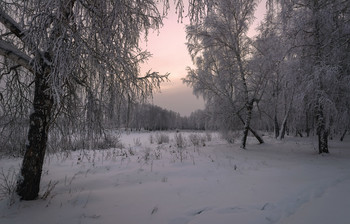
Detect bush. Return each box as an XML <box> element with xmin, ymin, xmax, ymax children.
<box><xmin>0</xmin><ymin>124</ymin><xmax>28</xmax><ymax>157</ymax></box>
<box><xmin>189</xmin><ymin>133</ymin><xmax>200</xmax><ymax>147</ymax></box>
<box><xmin>149</xmin><ymin>134</ymin><xmax>154</xmax><ymax>144</ymax></box>
<box><xmin>133</xmin><ymin>138</ymin><xmax>142</xmax><ymax>147</ymax></box>
<box><xmin>205</xmin><ymin>132</ymin><xmax>212</xmax><ymax>141</ymax></box>
<box><xmin>0</xmin><ymin>167</ymin><xmax>18</xmax><ymax>205</ymax></box>
<box><xmin>138</xmin><ymin>147</ymin><xmax>162</xmax><ymax>165</ymax></box>
<box><xmin>48</xmin><ymin>130</ymin><xmax>120</xmax><ymax>153</ymax></box>
<box><xmin>155</xmin><ymin>133</ymin><xmax>170</xmax><ymax>144</ymax></box>
<box><xmin>200</xmin><ymin>134</ymin><xmax>207</xmax><ymax>146</ymax></box>
<box><xmin>175</xmin><ymin>133</ymin><xmax>186</xmax><ymax>148</ymax></box>
<box><xmin>189</xmin><ymin>133</ymin><xmax>207</xmax><ymax>147</ymax></box>
<box><xmin>221</xmin><ymin>130</ymin><xmax>238</xmax><ymax>144</ymax></box>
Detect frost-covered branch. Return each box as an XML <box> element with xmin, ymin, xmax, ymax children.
<box><xmin>0</xmin><ymin>8</ymin><xmax>26</xmax><ymax>41</ymax></box>
<box><xmin>0</xmin><ymin>40</ymin><xmax>32</xmax><ymax>72</ymax></box>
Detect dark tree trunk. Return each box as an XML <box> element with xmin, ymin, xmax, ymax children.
<box><xmin>340</xmin><ymin>129</ymin><xmax>347</xmax><ymax>141</ymax></box>
<box><xmin>16</xmin><ymin>69</ymin><xmax>53</xmax><ymax>200</ymax></box>
<box><xmin>278</xmin><ymin>96</ymin><xmax>294</xmax><ymax>140</ymax></box>
<box><xmin>296</xmin><ymin>130</ymin><xmax>303</xmax><ymax>137</ymax></box>
<box><xmin>278</xmin><ymin>118</ymin><xmax>287</xmax><ymax>139</ymax></box>
<box><xmin>274</xmin><ymin>114</ymin><xmax>279</xmax><ymax>139</ymax></box>
<box><xmin>237</xmin><ymin>113</ymin><xmax>264</xmax><ymax>145</ymax></box>
<box><xmin>306</xmin><ymin>110</ymin><xmax>310</xmax><ymax>137</ymax></box>
<box><xmin>248</xmin><ymin>127</ymin><xmax>264</xmax><ymax>144</ymax></box>
<box><xmin>318</xmin><ymin>129</ymin><xmax>329</xmax><ymax>154</ymax></box>
<box><xmin>316</xmin><ymin>105</ymin><xmax>329</xmax><ymax>154</ymax></box>
<box><xmin>126</xmin><ymin>95</ymin><xmax>132</xmax><ymax>130</ymax></box>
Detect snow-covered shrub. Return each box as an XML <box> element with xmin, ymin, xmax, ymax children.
<box><xmin>138</xmin><ymin>146</ymin><xmax>162</xmax><ymax>165</ymax></box>
<box><xmin>189</xmin><ymin>133</ymin><xmax>207</xmax><ymax>147</ymax></box>
<box><xmin>41</xmin><ymin>180</ymin><xmax>59</xmax><ymax>200</ymax></box>
<box><xmin>149</xmin><ymin>134</ymin><xmax>154</xmax><ymax>144</ymax></box>
<box><xmin>0</xmin><ymin>167</ymin><xmax>18</xmax><ymax>206</ymax></box>
<box><xmin>155</xmin><ymin>133</ymin><xmax>170</xmax><ymax>144</ymax></box>
<box><xmin>128</xmin><ymin>147</ymin><xmax>135</xmax><ymax>156</ymax></box>
<box><xmin>173</xmin><ymin>133</ymin><xmax>187</xmax><ymax>162</ymax></box>
<box><xmin>0</xmin><ymin>124</ymin><xmax>27</xmax><ymax>157</ymax></box>
<box><xmin>62</xmin><ymin>133</ymin><xmax>120</xmax><ymax>151</ymax></box>
<box><xmin>221</xmin><ymin>130</ymin><xmax>238</xmax><ymax>144</ymax></box>
<box><xmin>200</xmin><ymin>134</ymin><xmax>207</xmax><ymax>146</ymax></box>
<box><xmin>115</xmin><ymin>142</ymin><xmax>125</xmax><ymax>150</ymax></box>
<box><xmin>189</xmin><ymin>133</ymin><xmax>200</xmax><ymax>147</ymax></box>
<box><xmin>205</xmin><ymin>132</ymin><xmax>212</xmax><ymax>141</ymax></box>
<box><xmin>142</xmin><ymin>147</ymin><xmax>152</xmax><ymax>162</ymax></box>
<box><xmin>94</xmin><ymin>134</ymin><xmax>119</xmax><ymax>150</ymax></box>
<box><xmin>175</xmin><ymin>133</ymin><xmax>186</xmax><ymax>148</ymax></box>
<box><xmin>133</xmin><ymin>138</ymin><xmax>142</xmax><ymax>147</ymax></box>
<box><xmin>154</xmin><ymin>146</ymin><xmax>162</xmax><ymax>160</ymax></box>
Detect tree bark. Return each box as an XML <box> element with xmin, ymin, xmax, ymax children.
<box><xmin>312</xmin><ymin>1</ymin><xmax>329</xmax><ymax>154</ymax></box>
<box><xmin>274</xmin><ymin>114</ymin><xmax>279</xmax><ymax>139</ymax></box>
<box><xmin>248</xmin><ymin>126</ymin><xmax>264</xmax><ymax>144</ymax></box>
<box><xmin>0</xmin><ymin>40</ymin><xmax>33</xmax><ymax>72</ymax></box>
<box><xmin>237</xmin><ymin>113</ymin><xmax>264</xmax><ymax>145</ymax></box>
<box><xmin>241</xmin><ymin>102</ymin><xmax>253</xmax><ymax>149</ymax></box>
<box><xmin>296</xmin><ymin>130</ymin><xmax>303</xmax><ymax>137</ymax></box>
<box><xmin>340</xmin><ymin>129</ymin><xmax>347</xmax><ymax>141</ymax></box>
<box><xmin>16</xmin><ymin>68</ymin><xmax>53</xmax><ymax>200</ymax></box>
<box><xmin>278</xmin><ymin>115</ymin><xmax>288</xmax><ymax>139</ymax></box>
<box><xmin>305</xmin><ymin>110</ymin><xmax>310</xmax><ymax>137</ymax></box>
<box><xmin>316</xmin><ymin>105</ymin><xmax>329</xmax><ymax>154</ymax></box>
<box><xmin>318</xmin><ymin>128</ymin><xmax>329</xmax><ymax>154</ymax></box>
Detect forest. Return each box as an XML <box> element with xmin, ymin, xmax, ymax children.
<box><xmin>0</xmin><ymin>1</ymin><xmax>349</xmax><ymax>221</ymax></box>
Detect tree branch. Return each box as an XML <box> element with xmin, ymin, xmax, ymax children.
<box><xmin>0</xmin><ymin>8</ymin><xmax>26</xmax><ymax>42</ymax></box>
<box><xmin>0</xmin><ymin>39</ymin><xmax>33</xmax><ymax>73</ymax></box>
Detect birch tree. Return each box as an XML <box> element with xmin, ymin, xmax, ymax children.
<box><xmin>253</xmin><ymin>14</ymin><xmax>303</xmax><ymax>140</ymax></box>
<box><xmin>184</xmin><ymin>0</ymin><xmax>265</xmax><ymax>148</ymax></box>
<box><xmin>0</xmin><ymin>0</ymin><xmax>156</xmax><ymax>200</ymax></box>
<box><xmin>263</xmin><ymin>0</ymin><xmax>350</xmax><ymax>152</ymax></box>
<box><xmin>0</xmin><ymin>0</ymin><xmax>219</xmax><ymax>200</ymax></box>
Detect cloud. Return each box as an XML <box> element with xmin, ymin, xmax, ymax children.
<box><xmin>141</xmin><ymin>0</ymin><xmax>266</xmax><ymax>116</ymax></box>
<box><xmin>140</xmin><ymin>9</ymin><xmax>204</xmax><ymax>116</ymax></box>
<box><xmin>152</xmin><ymin>81</ymin><xmax>204</xmax><ymax>116</ymax></box>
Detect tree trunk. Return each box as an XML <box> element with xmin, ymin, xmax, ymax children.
<box><xmin>340</xmin><ymin>129</ymin><xmax>347</xmax><ymax>141</ymax></box>
<box><xmin>296</xmin><ymin>130</ymin><xmax>303</xmax><ymax>137</ymax></box>
<box><xmin>278</xmin><ymin>115</ymin><xmax>288</xmax><ymax>139</ymax></box>
<box><xmin>306</xmin><ymin>110</ymin><xmax>310</xmax><ymax>137</ymax></box>
<box><xmin>241</xmin><ymin>102</ymin><xmax>253</xmax><ymax>149</ymax></box>
<box><xmin>126</xmin><ymin>95</ymin><xmax>131</xmax><ymax>130</ymax></box>
<box><xmin>316</xmin><ymin>105</ymin><xmax>329</xmax><ymax>154</ymax></box>
<box><xmin>16</xmin><ymin>70</ymin><xmax>53</xmax><ymax>200</ymax></box>
<box><xmin>248</xmin><ymin>127</ymin><xmax>264</xmax><ymax>144</ymax></box>
<box><xmin>274</xmin><ymin>114</ymin><xmax>279</xmax><ymax>139</ymax></box>
<box><xmin>237</xmin><ymin>113</ymin><xmax>264</xmax><ymax>145</ymax></box>
<box><xmin>318</xmin><ymin>128</ymin><xmax>329</xmax><ymax>154</ymax></box>
<box><xmin>278</xmin><ymin>87</ymin><xmax>294</xmax><ymax>140</ymax></box>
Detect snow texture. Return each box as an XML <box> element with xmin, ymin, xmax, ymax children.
<box><xmin>1</xmin><ymin>131</ymin><xmax>350</xmax><ymax>224</ymax></box>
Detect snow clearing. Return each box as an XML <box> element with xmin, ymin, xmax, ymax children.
<box><xmin>1</xmin><ymin>131</ymin><xmax>349</xmax><ymax>224</ymax></box>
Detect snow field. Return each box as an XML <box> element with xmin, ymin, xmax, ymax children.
<box><xmin>1</xmin><ymin>131</ymin><xmax>350</xmax><ymax>224</ymax></box>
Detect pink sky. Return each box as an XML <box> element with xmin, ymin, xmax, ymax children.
<box><xmin>141</xmin><ymin>1</ymin><xmax>266</xmax><ymax>116</ymax></box>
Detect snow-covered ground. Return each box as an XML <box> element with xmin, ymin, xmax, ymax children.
<box><xmin>1</xmin><ymin>131</ymin><xmax>350</xmax><ymax>224</ymax></box>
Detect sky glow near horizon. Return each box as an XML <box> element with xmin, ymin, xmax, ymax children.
<box><xmin>141</xmin><ymin>1</ymin><xmax>267</xmax><ymax>116</ymax></box>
